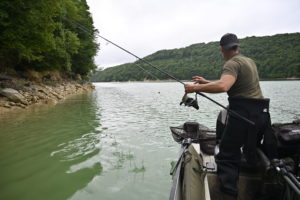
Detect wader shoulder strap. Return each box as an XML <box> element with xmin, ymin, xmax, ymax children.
<box><xmin>263</xmin><ymin>115</ymin><xmax>278</xmax><ymax>159</ymax></box>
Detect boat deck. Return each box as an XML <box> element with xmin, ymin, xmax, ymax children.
<box><xmin>192</xmin><ymin>143</ymin><xmax>265</xmax><ymax>200</ymax></box>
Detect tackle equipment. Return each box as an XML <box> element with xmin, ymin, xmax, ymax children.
<box><xmin>180</xmin><ymin>94</ymin><xmax>199</xmax><ymax>110</ymax></box>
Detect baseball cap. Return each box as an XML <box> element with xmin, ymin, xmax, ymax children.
<box><xmin>220</xmin><ymin>33</ymin><xmax>239</xmax><ymax>50</ymax></box>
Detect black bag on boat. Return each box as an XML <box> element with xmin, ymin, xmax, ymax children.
<box><xmin>272</xmin><ymin>120</ymin><xmax>300</xmax><ymax>158</ymax></box>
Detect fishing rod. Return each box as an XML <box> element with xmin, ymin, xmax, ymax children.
<box><xmin>62</xmin><ymin>17</ymin><xmax>255</xmax><ymax>126</ymax></box>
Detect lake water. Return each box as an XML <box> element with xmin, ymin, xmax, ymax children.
<box><xmin>0</xmin><ymin>81</ymin><xmax>299</xmax><ymax>200</ymax></box>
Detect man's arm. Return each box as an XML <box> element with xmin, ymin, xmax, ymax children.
<box><xmin>192</xmin><ymin>76</ymin><xmax>210</xmax><ymax>84</ymax></box>
<box><xmin>185</xmin><ymin>74</ymin><xmax>236</xmax><ymax>93</ymax></box>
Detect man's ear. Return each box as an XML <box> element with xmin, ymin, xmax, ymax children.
<box><xmin>220</xmin><ymin>46</ymin><xmax>225</xmax><ymax>52</ymax></box>
<box><xmin>220</xmin><ymin>46</ymin><xmax>226</xmax><ymax>55</ymax></box>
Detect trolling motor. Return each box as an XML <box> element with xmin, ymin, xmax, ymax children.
<box><xmin>180</xmin><ymin>93</ymin><xmax>199</xmax><ymax>110</ymax></box>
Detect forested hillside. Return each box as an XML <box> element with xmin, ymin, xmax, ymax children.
<box><xmin>0</xmin><ymin>0</ymin><xmax>98</xmax><ymax>77</ymax></box>
<box><xmin>92</xmin><ymin>33</ymin><xmax>300</xmax><ymax>82</ymax></box>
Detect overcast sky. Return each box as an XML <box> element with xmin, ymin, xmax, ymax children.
<box><xmin>86</xmin><ymin>0</ymin><xmax>300</xmax><ymax>69</ymax></box>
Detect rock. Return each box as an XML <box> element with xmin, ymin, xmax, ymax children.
<box><xmin>30</xmin><ymin>95</ymin><xmax>39</xmax><ymax>103</ymax></box>
<box><xmin>0</xmin><ymin>74</ymin><xmax>13</xmax><ymax>81</ymax></box>
<box><xmin>9</xmin><ymin>102</ymin><xmax>16</xmax><ymax>106</ymax></box>
<box><xmin>45</xmin><ymin>98</ymin><xmax>57</xmax><ymax>104</ymax></box>
<box><xmin>15</xmin><ymin>102</ymin><xmax>26</xmax><ymax>108</ymax></box>
<box><xmin>82</xmin><ymin>87</ymin><xmax>88</xmax><ymax>92</ymax></box>
<box><xmin>24</xmin><ymin>82</ymin><xmax>32</xmax><ymax>87</ymax></box>
<box><xmin>32</xmin><ymin>85</ymin><xmax>48</xmax><ymax>94</ymax></box>
<box><xmin>0</xmin><ymin>88</ymin><xmax>29</xmax><ymax>105</ymax></box>
<box><xmin>0</xmin><ymin>78</ymin><xmax>95</xmax><ymax>114</ymax></box>
<box><xmin>34</xmin><ymin>92</ymin><xmax>46</xmax><ymax>100</ymax></box>
<box><xmin>3</xmin><ymin>103</ymin><xmax>11</xmax><ymax>108</ymax></box>
<box><xmin>50</xmin><ymin>91</ymin><xmax>63</xmax><ymax>100</ymax></box>
<box><xmin>0</xmin><ymin>98</ymin><xmax>7</xmax><ymax>106</ymax></box>
<box><xmin>75</xmin><ymin>84</ymin><xmax>82</xmax><ymax>89</ymax></box>
<box><xmin>22</xmin><ymin>85</ymin><xmax>33</xmax><ymax>92</ymax></box>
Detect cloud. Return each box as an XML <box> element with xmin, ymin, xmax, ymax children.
<box><xmin>87</xmin><ymin>0</ymin><xmax>300</xmax><ymax>68</ymax></box>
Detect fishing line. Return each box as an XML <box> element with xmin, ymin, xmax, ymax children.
<box><xmin>134</xmin><ymin>60</ymin><xmax>160</xmax><ymax>81</ymax></box>
<box><xmin>62</xmin><ymin>17</ymin><xmax>254</xmax><ymax>125</ymax></box>
<box><xmin>96</xmin><ymin>35</ymin><xmax>184</xmax><ymax>84</ymax></box>
<box><xmin>62</xmin><ymin>17</ymin><xmax>183</xmax><ymax>84</ymax></box>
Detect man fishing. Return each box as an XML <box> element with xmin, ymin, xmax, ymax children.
<box><xmin>184</xmin><ymin>33</ymin><xmax>272</xmax><ymax>199</ymax></box>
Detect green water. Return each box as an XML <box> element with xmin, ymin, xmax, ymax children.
<box><xmin>0</xmin><ymin>81</ymin><xmax>299</xmax><ymax>200</ymax></box>
<box><xmin>0</xmin><ymin>95</ymin><xmax>101</xmax><ymax>200</ymax></box>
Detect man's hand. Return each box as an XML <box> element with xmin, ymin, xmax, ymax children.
<box><xmin>192</xmin><ymin>76</ymin><xmax>210</xmax><ymax>84</ymax></box>
<box><xmin>184</xmin><ymin>74</ymin><xmax>236</xmax><ymax>94</ymax></box>
<box><xmin>184</xmin><ymin>84</ymin><xmax>197</xmax><ymax>93</ymax></box>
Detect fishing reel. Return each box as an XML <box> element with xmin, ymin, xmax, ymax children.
<box><xmin>180</xmin><ymin>93</ymin><xmax>199</xmax><ymax>110</ymax></box>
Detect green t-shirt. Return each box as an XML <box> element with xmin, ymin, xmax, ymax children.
<box><xmin>222</xmin><ymin>54</ymin><xmax>263</xmax><ymax>98</ymax></box>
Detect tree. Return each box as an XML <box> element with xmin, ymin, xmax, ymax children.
<box><xmin>0</xmin><ymin>0</ymin><xmax>99</xmax><ymax>78</ymax></box>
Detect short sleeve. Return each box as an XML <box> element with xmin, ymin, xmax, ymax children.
<box><xmin>222</xmin><ymin>60</ymin><xmax>240</xmax><ymax>78</ymax></box>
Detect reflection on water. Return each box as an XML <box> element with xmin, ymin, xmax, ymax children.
<box><xmin>0</xmin><ymin>81</ymin><xmax>299</xmax><ymax>200</ymax></box>
<box><xmin>0</xmin><ymin>94</ymin><xmax>102</xmax><ymax>200</ymax></box>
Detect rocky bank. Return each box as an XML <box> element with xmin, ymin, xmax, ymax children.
<box><xmin>0</xmin><ymin>72</ymin><xmax>95</xmax><ymax>114</ymax></box>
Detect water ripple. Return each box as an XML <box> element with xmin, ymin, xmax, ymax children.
<box><xmin>51</xmin><ymin>132</ymin><xmax>100</xmax><ymax>162</ymax></box>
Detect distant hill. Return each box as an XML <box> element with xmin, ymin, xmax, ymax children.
<box><xmin>91</xmin><ymin>33</ymin><xmax>300</xmax><ymax>82</ymax></box>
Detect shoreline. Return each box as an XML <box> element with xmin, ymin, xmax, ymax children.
<box><xmin>92</xmin><ymin>77</ymin><xmax>300</xmax><ymax>83</ymax></box>
<box><xmin>0</xmin><ymin>74</ymin><xmax>95</xmax><ymax>115</ymax></box>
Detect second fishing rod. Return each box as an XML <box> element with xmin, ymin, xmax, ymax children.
<box><xmin>63</xmin><ymin>17</ymin><xmax>254</xmax><ymax>126</ymax></box>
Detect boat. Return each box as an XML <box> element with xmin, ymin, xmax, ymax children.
<box><xmin>169</xmin><ymin>121</ymin><xmax>300</xmax><ymax>200</ymax></box>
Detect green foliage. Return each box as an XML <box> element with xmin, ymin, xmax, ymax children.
<box><xmin>0</xmin><ymin>0</ymin><xmax>98</xmax><ymax>77</ymax></box>
<box><xmin>92</xmin><ymin>33</ymin><xmax>300</xmax><ymax>82</ymax></box>
<box><xmin>0</xmin><ymin>0</ymin><xmax>59</xmax><ymax>64</ymax></box>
